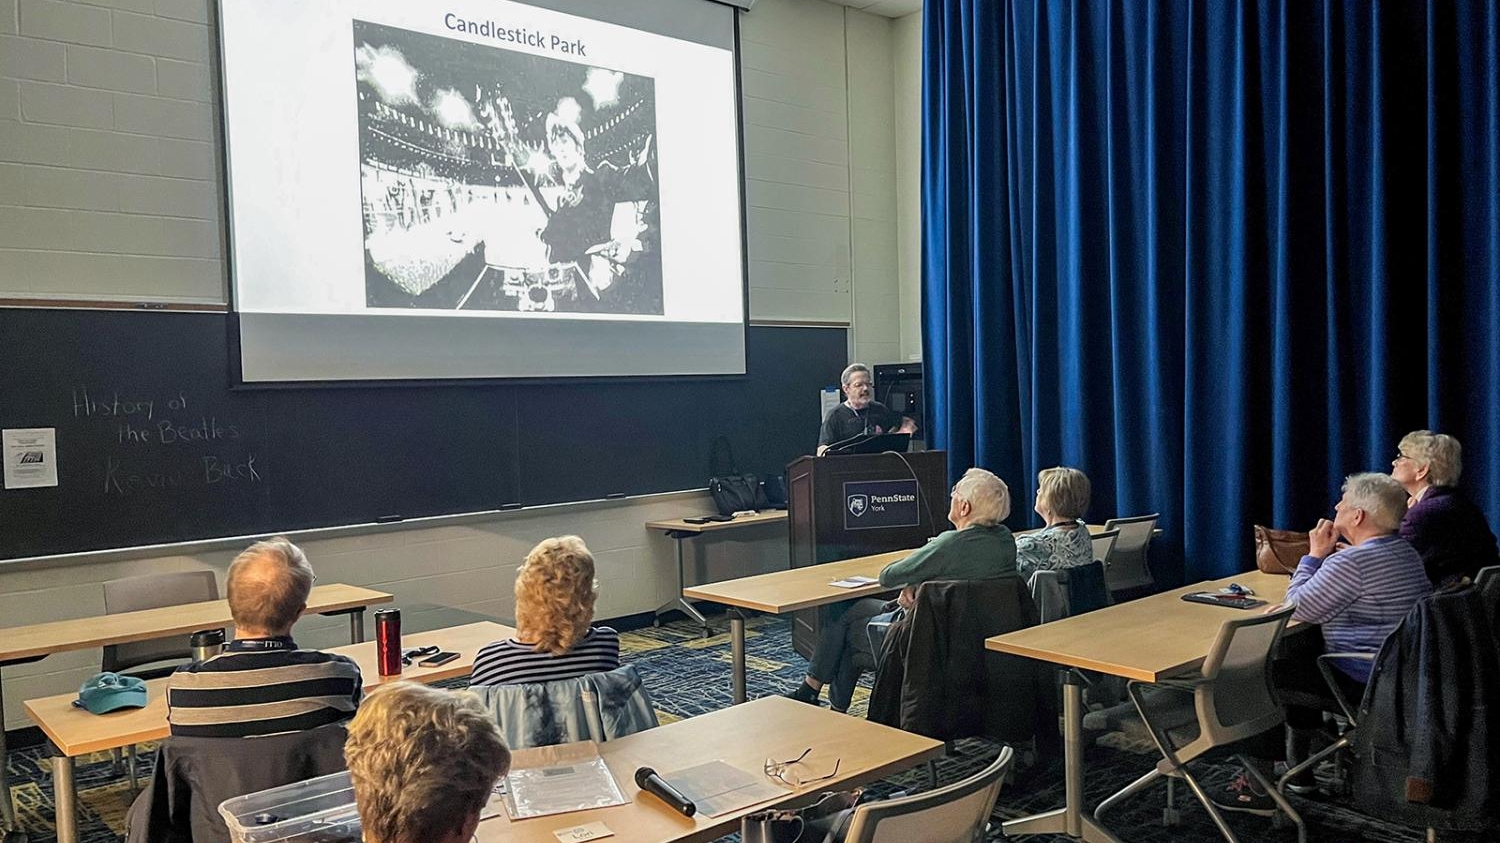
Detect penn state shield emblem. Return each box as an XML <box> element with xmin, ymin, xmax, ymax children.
<box><xmin>847</xmin><ymin>494</ymin><xmax>868</xmax><ymax>517</ymax></box>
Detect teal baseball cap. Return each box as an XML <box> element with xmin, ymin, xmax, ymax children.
<box><xmin>73</xmin><ymin>672</ymin><xmax>148</xmax><ymax>714</ymax></box>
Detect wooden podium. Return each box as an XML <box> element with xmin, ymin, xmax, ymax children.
<box><xmin>785</xmin><ymin>449</ymin><xmax>949</xmax><ymax>657</ymax></box>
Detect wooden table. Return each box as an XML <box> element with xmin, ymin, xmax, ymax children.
<box><xmin>25</xmin><ymin>620</ymin><xmax>511</xmax><ymax>843</ymax></box>
<box><xmin>986</xmin><ymin>570</ymin><xmax>1289</xmax><ymax>842</ymax></box>
<box><xmin>682</xmin><ymin>549</ymin><xmax>911</xmax><ymax>703</ymax></box>
<box><xmin>676</xmin><ymin>523</ymin><xmax>1147</xmax><ymax>705</ymax></box>
<box><xmin>476</xmin><ymin>696</ymin><xmax>943</xmax><ymax>843</ymax></box>
<box><xmin>0</xmin><ymin>582</ymin><xmax>390</xmax><ymax>835</ymax></box>
<box><xmin>645</xmin><ymin>509</ymin><xmax>788</xmax><ymax>636</ymax></box>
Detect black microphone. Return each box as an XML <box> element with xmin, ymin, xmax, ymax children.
<box><xmin>635</xmin><ymin>767</ymin><xmax>696</xmax><ymax>817</ymax></box>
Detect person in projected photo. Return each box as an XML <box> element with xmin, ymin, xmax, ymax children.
<box><xmin>817</xmin><ymin>363</ymin><xmax>917</xmax><ymax>455</ymax></box>
<box><xmin>483</xmin><ymin>94</ymin><xmax>656</xmax><ymax>310</ymax></box>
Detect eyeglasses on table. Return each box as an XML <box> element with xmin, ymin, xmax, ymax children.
<box><xmin>764</xmin><ymin>747</ymin><xmax>841</xmax><ymax>787</ymax></box>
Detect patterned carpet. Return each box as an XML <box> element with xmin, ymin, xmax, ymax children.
<box><xmin>3</xmin><ymin>614</ymin><xmax>1434</xmax><ymax>843</ymax></box>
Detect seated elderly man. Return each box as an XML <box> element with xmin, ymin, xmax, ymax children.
<box><xmin>1391</xmin><ymin>429</ymin><xmax>1500</xmax><ymax>586</ymax></box>
<box><xmin>165</xmin><ymin>537</ymin><xmax>362</xmax><ymax>737</ymax></box>
<box><xmin>786</xmin><ymin>467</ymin><xmax>1018</xmax><ymax>712</ymax></box>
<box><xmin>346</xmin><ymin>683</ymin><xmax>511</xmax><ymax>843</ymax></box>
<box><xmin>1217</xmin><ymin>472</ymin><xmax>1431</xmax><ymax>814</ymax></box>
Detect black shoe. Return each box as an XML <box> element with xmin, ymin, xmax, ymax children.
<box><xmin>1211</xmin><ymin>772</ymin><xmax>1277</xmax><ymax>816</ymax></box>
<box><xmin>786</xmin><ymin>682</ymin><xmax>820</xmax><ymax>705</ymax></box>
<box><xmin>1284</xmin><ymin>773</ymin><xmax>1318</xmax><ymax>796</ymax></box>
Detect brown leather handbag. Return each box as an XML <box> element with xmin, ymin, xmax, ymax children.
<box><xmin>1254</xmin><ymin>525</ymin><xmax>1309</xmax><ymax>575</ymax></box>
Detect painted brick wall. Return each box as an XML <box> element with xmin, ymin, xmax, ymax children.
<box><xmin>0</xmin><ymin>0</ymin><xmax>223</xmax><ymax>302</ymax></box>
<box><xmin>0</xmin><ymin>0</ymin><xmax>909</xmax><ymax>729</ymax></box>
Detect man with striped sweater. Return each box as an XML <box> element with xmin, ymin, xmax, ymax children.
<box><xmin>1217</xmin><ymin>472</ymin><xmax>1431</xmax><ymax>814</ymax></box>
<box><xmin>165</xmin><ymin>538</ymin><xmax>363</xmax><ymax>738</ymax></box>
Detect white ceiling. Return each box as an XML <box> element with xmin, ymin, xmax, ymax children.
<box><xmin>819</xmin><ymin>0</ymin><xmax>922</xmax><ymax>19</ymax></box>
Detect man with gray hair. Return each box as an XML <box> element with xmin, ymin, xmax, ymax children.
<box><xmin>787</xmin><ymin>467</ymin><xmax>1018</xmax><ymax>711</ymax></box>
<box><xmin>817</xmin><ymin>362</ymin><xmax>917</xmax><ymax>455</ymax></box>
<box><xmin>165</xmin><ymin>537</ymin><xmax>363</xmax><ymax>738</ymax></box>
<box><xmin>1217</xmin><ymin>473</ymin><xmax>1430</xmax><ymax>813</ymax></box>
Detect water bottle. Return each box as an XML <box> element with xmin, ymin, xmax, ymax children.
<box><xmin>375</xmin><ymin>608</ymin><xmax>402</xmax><ymax>676</ymax></box>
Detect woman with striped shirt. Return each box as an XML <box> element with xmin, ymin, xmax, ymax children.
<box><xmin>470</xmin><ymin>535</ymin><xmax>621</xmax><ymax>686</ymax></box>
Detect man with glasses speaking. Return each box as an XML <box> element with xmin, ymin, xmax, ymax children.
<box><xmin>816</xmin><ymin>363</ymin><xmax>917</xmax><ymax>456</ymax></box>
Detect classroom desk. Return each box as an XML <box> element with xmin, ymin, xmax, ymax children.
<box><xmin>645</xmin><ymin>509</ymin><xmax>788</xmax><ymax>636</ymax></box>
<box><xmin>682</xmin><ymin>549</ymin><xmax>911</xmax><ymax>704</ymax></box>
<box><xmin>986</xmin><ymin>570</ymin><xmax>1289</xmax><ymax>842</ymax></box>
<box><xmin>24</xmin><ymin>620</ymin><xmax>512</xmax><ymax>843</ymax></box>
<box><xmin>677</xmin><ymin>523</ymin><xmax>1129</xmax><ymax>704</ymax></box>
<box><xmin>0</xmin><ymin>582</ymin><xmax>391</xmax><ymax>835</ymax></box>
<box><xmin>476</xmin><ymin>695</ymin><xmax>944</xmax><ymax>843</ymax></box>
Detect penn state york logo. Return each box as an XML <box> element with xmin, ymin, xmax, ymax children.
<box><xmin>847</xmin><ymin>494</ymin><xmax>868</xmax><ymax>517</ymax></box>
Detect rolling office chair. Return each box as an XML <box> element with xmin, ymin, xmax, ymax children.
<box><xmin>1273</xmin><ymin>651</ymin><xmax>1374</xmax><ymax>842</ymax></box>
<box><xmin>1102</xmin><ymin>514</ymin><xmax>1159</xmax><ymax>595</ymax></box>
<box><xmin>839</xmin><ymin>746</ymin><xmax>1014</xmax><ymax>843</ymax></box>
<box><xmin>1090</xmin><ymin>527</ymin><xmax>1121</xmax><ymax>570</ymax></box>
<box><xmin>1094</xmin><ymin>605</ymin><xmax>1304</xmax><ymax>843</ymax></box>
<box><xmin>102</xmin><ymin>570</ymin><xmax>220</xmax><ymax>793</ymax></box>
<box><xmin>470</xmin><ymin>664</ymin><xmax>659</xmax><ymax>750</ymax></box>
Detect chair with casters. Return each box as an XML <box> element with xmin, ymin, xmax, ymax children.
<box><xmin>125</xmin><ymin>721</ymin><xmax>348</xmax><ymax>843</ymax></box>
<box><xmin>471</xmin><ymin>664</ymin><xmax>659</xmax><ymax>750</ymax></box>
<box><xmin>1090</xmin><ymin>527</ymin><xmax>1121</xmax><ymax>568</ymax></box>
<box><xmin>1272</xmin><ymin>651</ymin><xmax>1373</xmax><ymax>837</ymax></box>
<box><xmin>1027</xmin><ymin>560</ymin><xmax>1109</xmax><ymax>624</ymax></box>
<box><xmin>1102</xmin><ymin>514</ymin><xmax>1159</xmax><ymax>594</ymax></box>
<box><xmin>103</xmin><ymin>570</ymin><xmax>220</xmax><ymax>793</ymax></box>
<box><xmin>1094</xmin><ymin>605</ymin><xmax>1304</xmax><ymax>843</ymax></box>
<box><xmin>840</xmin><ymin>745</ymin><xmax>1013</xmax><ymax>843</ymax></box>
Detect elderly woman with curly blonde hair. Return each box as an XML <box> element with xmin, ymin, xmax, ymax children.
<box><xmin>469</xmin><ymin>535</ymin><xmax>621</xmax><ymax>686</ymax></box>
<box><xmin>346</xmin><ymin>682</ymin><xmax>511</xmax><ymax>843</ymax></box>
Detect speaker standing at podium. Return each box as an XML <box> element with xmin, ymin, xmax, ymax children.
<box><xmin>816</xmin><ymin>363</ymin><xmax>918</xmax><ymax>455</ymax></box>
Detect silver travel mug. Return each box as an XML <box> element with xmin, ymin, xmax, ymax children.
<box><xmin>190</xmin><ymin>628</ymin><xmax>226</xmax><ymax>662</ymax></box>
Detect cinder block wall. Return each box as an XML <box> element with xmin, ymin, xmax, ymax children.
<box><xmin>0</xmin><ymin>0</ymin><xmax>904</xmax><ymax>731</ymax></box>
<box><xmin>0</xmin><ymin>0</ymin><xmax>224</xmax><ymax>302</ymax></box>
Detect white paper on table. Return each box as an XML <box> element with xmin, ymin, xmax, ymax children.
<box><xmin>662</xmin><ymin>760</ymin><xmax>788</xmax><ymax>818</ymax></box>
<box><xmin>829</xmin><ymin>575</ymin><xmax>879</xmax><ymax>588</ymax></box>
<box><xmin>502</xmin><ymin>742</ymin><xmax>627</xmax><ymax>820</ymax></box>
<box><xmin>3</xmin><ymin>428</ymin><xmax>58</xmax><ymax>489</ymax></box>
<box><xmin>552</xmin><ymin>821</ymin><xmax>613</xmax><ymax>842</ymax></box>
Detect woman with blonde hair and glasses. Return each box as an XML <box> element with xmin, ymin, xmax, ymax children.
<box><xmin>469</xmin><ymin>535</ymin><xmax>621</xmax><ymax>686</ymax></box>
<box><xmin>1391</xmin><ymin>430</ymin><xmax>1499</xmax><ymax>586</ymax></box>
<box><xmin>346</xmin><ymin>682</ymin><xmax>511</xmax><ymax>843</ymax></box>
<box><xmin>1014</xmin><ymin>466</ymin><xmax>1093</xmax><ymax>579</ymax></box>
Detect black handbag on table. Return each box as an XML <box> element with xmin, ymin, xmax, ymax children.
<box><xmin>708</xmin><ymin>436</ymin><xmax>763</xmax><ymax>516</ymax></box>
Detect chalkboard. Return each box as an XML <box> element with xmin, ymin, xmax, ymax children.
<box><xmin>0</xmin><ymin>309</ymin><xmax>844</xmax><ymax>560</ymax></box>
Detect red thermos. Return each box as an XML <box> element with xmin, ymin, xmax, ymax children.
<box><xmin>374</xmin><ymin>608</ymin><xmax>402</xmax><ymax>676</ymax></box>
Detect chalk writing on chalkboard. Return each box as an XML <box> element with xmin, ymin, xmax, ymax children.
<box><xmin>72</xmin><ymin>386</ymin><xmax>262</xmax><ymax>496</ymax></box>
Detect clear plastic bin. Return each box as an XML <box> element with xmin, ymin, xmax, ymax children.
<box><xmin>218</xmin><ymin>770</ymin><xmax>362</xmax><ymax>843</ymax></box>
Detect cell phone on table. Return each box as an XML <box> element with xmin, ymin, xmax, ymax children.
<box><xmin>417</xmin><ymin>651</ymin><xmax>460</xmax><ymax>667</ymax></box>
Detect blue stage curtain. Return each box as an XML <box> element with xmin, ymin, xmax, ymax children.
<box><xmin>922</xmin><ymin>0</ymin><xmax>1500</xmax><ymax>584</ymax></box>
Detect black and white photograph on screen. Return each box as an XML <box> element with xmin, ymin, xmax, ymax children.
<box><xmin>353</xmin><ymin>19</ymin><xmax>663</xmax><ymax>315</ymax></box>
